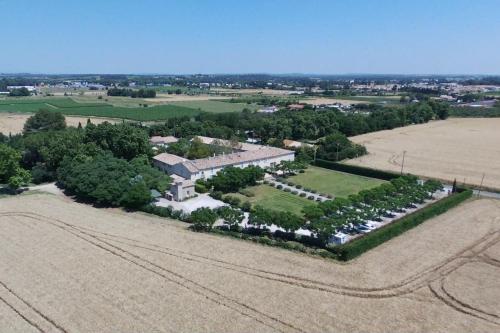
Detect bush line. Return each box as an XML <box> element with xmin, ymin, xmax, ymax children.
<box><xmin>312</xmin><ymin>159</ymin><xmax>401</xmax><ymax>180</ymax></box>
<box><xmin>208</xmin><ymin>229</ymin><xmax>338</xmax><ymax>259</ymax></box>
<box><xmin>329</xmin><ymin>189</ymin><xmax>473</xmax><ymax>261</ymax></box>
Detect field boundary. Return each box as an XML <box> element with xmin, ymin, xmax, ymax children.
<box><xmin>313</xmin><ymin>159</ymin><xmax>401</xmax><ymax>180</ymax></box>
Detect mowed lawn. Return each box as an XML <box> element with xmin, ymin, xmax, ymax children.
<box><xmin>290</xmin><ymin>166</ymin><xmax>385</xmax><ymax>198</ymax></box>
<box><xmin>226</xmin><ymin>185</ymin><xmax>314</xmax><ymax>216</ymax></box>
<box><xmin>167</xmin><ymin>100</ymin><xmax>259</xmax><ymax>113</ymax></box>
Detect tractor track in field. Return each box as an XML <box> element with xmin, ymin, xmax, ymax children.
<box><xmin>0</xmin><ymin>280</ymin><xmax>68</xmax><ymax>333</ymax></box>
<box><xmin>0</xmin><ymin>212</ymin><xmax>304</xmax><ymax>333</ymax></box>
<box><xmin>1</xmin><ymin>211</ymin><xmax>500</xmax><ymax>328</ymax></box>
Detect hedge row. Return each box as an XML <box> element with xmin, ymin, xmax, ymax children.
<box><xmin>330</xmin><ymin>189</ymin><xmax>473</xmax><ymax>261</ymax></box>
<box><xmin>313</xmin><ymin>159</ymin><xmax>401</xmax><ymax>180</ymax></box>
<box><xmin>139</xmin><ymin>204</ymin><xmax>190</xmax><ymax>222</ymax></box>
<box><xmin>209</xmin><ymin>229</ymin><xmax>337</xmax><ymax>259</ymax></box>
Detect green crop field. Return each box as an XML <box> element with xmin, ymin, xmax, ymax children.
<box><xmin>0</xmin><ymin>97</ymin><xmax>201</xmax><ymax>121</ymax></box>
<box><xmin>226</xmin><ymin>185</ymin><xmax>314</xmax><ymax>216</ymax></box>
<box><xmin>167</xmin><ymin>100</ymin><xmax>259</xmax><ymax>113</ymax></box>
<box><xmin>290</xmin><ymin>166</ymin><xmax>385</xmax><ymax>198</ymax></box>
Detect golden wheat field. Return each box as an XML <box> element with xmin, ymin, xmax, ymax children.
<box><xmin>0</xmin><ymin>113</ymin><xmax>120</xmax><ymax>135</ymax></box>
<box><xmin>346</xmin><ymin>118</ymin><xmax>500</xmax><ymax>190</ymax></box>
<box><xmin>0</xmin><ymin>193</ymin><xmax>499</xmax><ymax>333</ymax></box>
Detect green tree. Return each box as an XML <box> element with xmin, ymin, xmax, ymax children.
<box><xmin>23</xmin><ymin>109</ymin><xmax>66</xmax><ymax>133</ymax></box>
<box><xmin>191</xmin><ymin>207</ymin><xmax>218</xmax><ymax>231</ymax></box>
<box><xmin>0</xmin><ymin>144</ymin><xmax>31</xmax><ymax>190</ymax></box>
<box><xmin>302</xmin><ymin>205</ymin><xmax>324</xmax><ymax>221</ymax></box>
<box><xmin>187</xmin><ymin>137</ymin><xmax>211</xmax><ymax>159</ymax></box>
<box><xmin>7</xmin><ymin>169</ymin><xmax>31</xmax><ymax>190</ymax></box>
<box><xmin>121</xmin><ymin>180</ymin><xmax>151</xmax><ymax>208</ymax></box>
<box><xmin>217</xmin><ymin>206</ymin><xmax>244</xmax><ymax>229</ymax></box>
<box><xmin>84</xmin><ymin>123</ymin><xmax>151</xmax><ymax>160</ymax></box>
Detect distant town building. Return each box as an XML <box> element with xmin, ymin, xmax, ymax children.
<box><xmin>287</xmin><ymin>104</ymin><xmax>305</xmax><ymax>110</ymax></box>
<box><xmin>282</xmin><ymin>139</ymin><xmax>314</xmax><ymax>149</ymax></box>
<box><xmin>7</xmin><ymin>85</ymin><xmax>37</xmax><ymax>92</ymax></box>
<box><xmin>149</xmin><ymin>136</ymin><xmax>179</xmax><ymax>147</ymax></box>
<box><xmin>258</xmin><ymin>106</ymin><xmax>279</xmax><ymax>113</ymax></box>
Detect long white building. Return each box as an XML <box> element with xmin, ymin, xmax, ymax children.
<box><xmin>153</xmin><ymin>136</ymin><xmax>295</xmax><ymax>181</ymax></box>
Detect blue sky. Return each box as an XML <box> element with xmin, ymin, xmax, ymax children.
<box><xmin>1</xmin><ymin>0</ymin><xmax>499</xmax><ymax>74</ymax></box>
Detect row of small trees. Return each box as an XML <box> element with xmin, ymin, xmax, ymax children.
<box><xmin>190</xmin><ymin>175</ymin><xmax>444</xmax><ymax>248</ymax></box>
<box><xmin>308</xmin><ymin>176</ymin><xmax>443</xmax><ymax>241</ymax></box>
<box><xmin>190</xmin><ymin>206</ymin><xmax>244</xmax><ymax>231</ymax></box>
<box><xmin>107</xmin><ymin>88</ymin><xmax>156</xmax><ymax>98</ymax></box>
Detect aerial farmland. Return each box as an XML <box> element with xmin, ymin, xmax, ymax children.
<box><xmin>346</xmin><ymin>118</ymin><xmax>500</xmax><ymax>191</ymax></box>
<box><xmin>1</xmin><ymin>1</ymin><xmax>500</xmax><ymax>331</ymax></box>
<box><xmin>1</xmin><ymin>194</ymin><xmax>499</xmax><ymax>333</ymax></box>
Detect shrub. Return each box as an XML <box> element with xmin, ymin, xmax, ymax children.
<box><xmin>263</xmin><ymin>180</ymin><xmax>269</xmax><ymax>184</ymax></box>
<box><xmin>210</xmin><ymin>191</ymin><xmax>223</xmax><ymax>200</ymax></box>
<box><xmin>284</xmin><ymin>187</ymin><xmax>291</xmax><ymax>192</ymax></box>
<box><xmin>287</xmin><ymin>181</ymin><xmax>295</xmax><ymax>186</ymax></box>
<box><xmin>140</xmin><ymin>204</ymin><xmax>172</xmax><ymax>218</ymax></box>
<box><xmin>282</xmin><ymin>241</ymin><xmax>307</xmax><ymax>252</ymax></box>
<box><xmin>190</xmin><ymin>207</ymin><xmax>218</xmax><ymax>231</ymax></box>
<box><xmin>241</xmin><ymin>201</ymin><xmax>252</xmax><ymax>212</ymax></box>
<box><xmin>299</xmin><ymin>169</ymin><xmax>305</xmax><ymax>173</ymax></box>
<box><xmin>304</xmin><ymin>187</ymin><xmax>312</xmax><ymax>192</ymax></box>
<box><xmin>307</xmin><ymin>195</ymin><xmax>315</xmax><ymax>200</ymax></box>
<box><xmin>223</xmin><ymin>195</ymin><xmax>241</xmax><ymax>206</ymax></box>
<box><xmin>195</xmin><ymin>183</ymin><xmax>208</xmax><ymax>193</ymax></box>
<box><xmin>299</xmin><ymin>192</ymin><xmax>307</xmax><ymax>197</ymax></box>
<box><xmin>327</xmin><ymin>194</ymin><xmax>333</xmax><ymax>199</ymax></box>
<box><xmin>291</xmin><ymin>190</ymin><xmax>298</xmax><ymax>195</ymax></box>
<box><xmin>310</xmin><ymin>189</ymin><xmax>317</xmax><ymax>194</ymax></box>
<box><xmin>276</xmin><ymin>184</ymin><xmax>283</xmax><ymax>189</ymax></box>
<box><xmin>31</xmin><ymin>163</ymin><xmax>55</xmax><ymax>184</ymax></box>
<box><xmin>295</xmin><ymin>184</ymin><xmax>302</xmax><ymax>189</ymax></box>
<box><xmin>330</xmin><ymin>189</ymin><xmax>473</xmax><ymax>261</ymax></box>
<box><xmin>238</xmin><ymin>188</ymin><xmax>255</xmax><ymax>197</ymax></box>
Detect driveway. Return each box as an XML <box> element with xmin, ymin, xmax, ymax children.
<box><xmin>155</xmin><ymin>193</ymin><xmax>227</xmax><ymax>213</ymax></box>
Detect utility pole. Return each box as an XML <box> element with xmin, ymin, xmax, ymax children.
<box><xmin>400</xmin><ymin>150</ymin><xmax>407</xmax><ymax>175</ymax></box>
<box><xmin>477</xmin><ymin>173</ymin><xmax>485</xmax><ymax>197</ymax></box>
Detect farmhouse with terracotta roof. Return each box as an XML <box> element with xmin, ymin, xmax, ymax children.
<box><xmin>153</xmin><ymin>136</ymin><xmax>295</xmax><ymax>181</ymax></box>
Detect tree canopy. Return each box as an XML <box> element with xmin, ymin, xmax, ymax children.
<box><xmin>57</xmin><ymin>153</ymin><xmax>170</xmax><ymax>208</ymax></box>
<box><xmin>23</xmin><ymin>109</ymin><xmax>66</xmax><ymax>134</ymax></box>
<box><xmin>0</xmin><ymin>144</ymin><xmax>31</xmax><ymax>189</ymax></box>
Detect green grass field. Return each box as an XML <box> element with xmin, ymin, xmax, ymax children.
<box><xmin>0</xmin><ymin>97</ymin><xmax>253</xmax><ymax>120</ymax></box>
<box><xmin>0</xmin><ymin>97</ymin><xmax>201</xmax><ymax>121</ymax></box>
<box><xmin>167</xmin><ymin>100</ymin><xmax>259</xmax><ymax>113</ymax></box>
<box><xmin>226</xmin><ymin>185</ymin><xmax>314</xmax><ymax>216</ymax></box>
<box><xmin>290</xmin><ymin>166</ymin><xmax>385</xmax><ymax>198</ymax></box>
